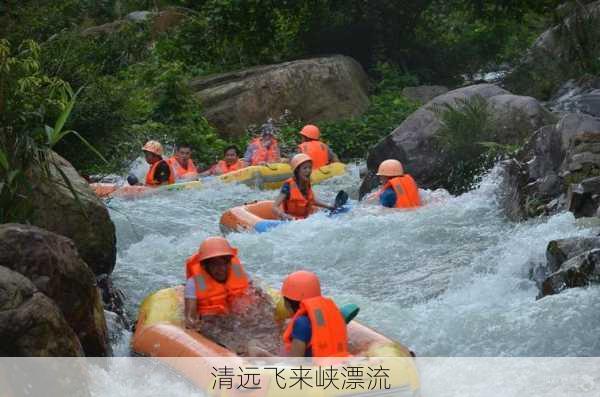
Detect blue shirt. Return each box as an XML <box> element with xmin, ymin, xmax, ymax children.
<box><xmin>291</xmin><ymin>315</ymin><xmax>313</xmax><ymax>357</ymax></box>
<box><xmin>379</xmin><ymin>187</ymin><xmax>397</xmax><ymax>208</ymax></box>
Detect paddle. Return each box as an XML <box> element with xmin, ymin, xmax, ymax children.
<box><xmin>329</xmin><ymin>190</ymin><xmax>349</xmax><ymax>216</ymax></box>
<box><xmin>126</xmin><ymin>174</ymin><xmax>139</xmax><ymax>186</ymax></box>
<box><xmin>340</xmin><ymin>303</ymin><xmax>360</xmax><ymax>324</ymax></box>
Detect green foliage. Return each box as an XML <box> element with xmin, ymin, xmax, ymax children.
<box><xmin>432</xmin><ymin>95</ymin><xmax>521</xmax><ymax>193</ymax></box>
<box><xmin>153</xmin><ymin>0</ymin><xmax>322</xmax><ymax>72</ymax></box>
<box><xmin>56</xmin><ymin>58</ymin><xmax>225</xmax><ymax>174</ymax></box>
<box><xmin>1</xmin><ymin>0</ymin><xmax>571</xmax><ymax>196</ymax></box>
<box><xmin>41</xmin><ymin>22</ymin><xmax>151</xmax><ymax>86</ymax></box>
<box><xmin>415</xmin><ymin>1</ymin><xmax>557</xmax><ymax>83</ymax></box>
<box><xmin>506</xmin><ymin>1</ymin><xmax>600</xmax><ymax>99</ymax></box>
<box><xmin>0</xmin><ymin>39</ymin><xmax>104</xmax><ymax>222</ymax></box>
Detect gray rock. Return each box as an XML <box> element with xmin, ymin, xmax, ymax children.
<box><xmin>501</xmin><ymin>112</ymin><xmax>600</xmax><ymax>220</ymax></box>
<box><xmin>506</xmin><ymin>1</ymin><xmax>600</xmax><ymax>97</ymax></box>
<box><xmin>567</xmin><ymin>176</ymin><xmax>600</xmax><ymax>218</ymax></box>
<box><xmin>29</xmin><ymin>152</ymin><xmax>116</xmax><ymax>276</ymax></box>
<box><xmin>0</xmin><ymin>266</ymin><xmax>84</xmax><ymax>356</ymax></box>
<box><xmin>538</xmin><ymin>172</ymin><xmax>563</xmax><ymax>197</ymax></box>
<box><xmin>488</xmin><ymin>94</ymin><xmax>553</xmax><ymax>138</ymax></box>
<box><xmin>539</xmin><ymin>248</ymin><xmax>600</xmax><ymax>297</ymax></box>
<box><xmin>359</xmin><ymin>84</ymin><xmax>553</xmax><ymax>198</ymax></box>
<box><xmin>525</xmin><ymin>125</ymin><xmax>562</xmax><ymax>180</ymax></box>
<box><xmin>401</xmin><ymin>85</ymin><xmax>449</xmax><ymax>104</ymax></box>
<box><xmin>556</xmin><ymin>113</ymin><xmax>600</xmax><ymax>154</ymax></box>
<box><xmin>498</xmin><ymin>159</ymin><xmax>530</xmax><ymax>221</ymax></box>
<box><xmin>0</xmin><ymin>224</ymin><xmax>109</xmax><ymax>356</ymax></box>
<box><xmin>546</xmin><ymin>237</ymin><xmax>600</xmax><ymax>273</ymax></box>
<box><xmin>126</xmin><ymin>11</ymin><xmax>155</xmax><ymax>22</ymax></box>
<box><xmin>551</xmin><ymin>78</ymin><xmax>600</xmax><ymax>117</ymax></box>
<box><xmin>190</xmin><ymin>55</ymin><xmax>369</xmax><ymax>137</ymax></box>
<box><xmin>81</xmin><ymin>20</ymin><xmax>129</xmax><ymax>36</ymax></box>
<box><xmin>567</xmin><ymin>152</ymin><xmax>600</xmax><ymax>171</ymax></box>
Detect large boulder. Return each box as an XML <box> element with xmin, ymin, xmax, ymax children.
<box><xmin>539</xmin><ymin>249</ymin><xmax>600</xmax><ymax>297</ymax></box>
<box><xmin>0</xmin><ymin>266</ymin><xmax>84</xmax><ymax>356</ymax></box>
<box><xmin>550</xmin><ymin>78</ymin><xmax>600</xmax><ymax>118</ymax></box>
<box><xmin>83</xmin><ymin>7</ymin><xmax>187</xmax><ymax>37</ymax></box>
<box><xmin>359</xmin><ymin>84</ymin><xmax>553</xmax><ymax>198</ymax></box>
<box><xmin>0</xmin><ymin>224</ymin><xmax>109</xmax><ymax>356</ymax></box>
<box><xmin>29</xmin><ymin>152</ymin><xmax>116</xmax><ymax>276</ymax></box>
<box><xmin>401</xmin><ymin>85</ymin><xmax>449</xmax><ymax>104</ymax></box>
<box><xmin>190</xmin><ymin>55</ymin><xmax>370</xmax><ymax>137</ymax></box>
<box><xmin>500</xmin><ymin>113</ymin><xmax>600</xmax><ymax>220</ymax></box>
<box><xmin>546</xmin><ymin>237</ymin><xmax>600</xmax><ymax>273</ymax></box>
<box><xmin>567</xmin><ymin>176</ymin><xmax>600</xmax><ymax>217</ymax></box>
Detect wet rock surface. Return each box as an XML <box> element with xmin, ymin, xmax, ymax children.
<box><xmin>0</xmin><ymin>223</ymin><xmax>109</xmax><ymax>356</ymax></box>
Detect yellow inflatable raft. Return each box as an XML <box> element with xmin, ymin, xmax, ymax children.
<box><xmin>132</xmin><ymin>287</ymin><xmax>420</xmax><ymax>396</ymax></box>
<box><xmin>219</xmin><ymin>162</ymin><xmax>346</xmax><ymax>190</ymax></box>
<box><xmin>92</xmin><ymin>163</ymin><xmax>345</xmax><ymax>198</ymax></box>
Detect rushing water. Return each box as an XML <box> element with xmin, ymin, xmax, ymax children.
<box><xmin>108</xmin><ymin>164</ymin><xmax>600</xmax><ymax>357</ymax></box>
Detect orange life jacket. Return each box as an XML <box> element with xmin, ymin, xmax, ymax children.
<box><xmin>282</xmin><ymin>178</ymin><xmax>314</xmax><ymax>219</ymax></box>
<box><xmin>283</xmin><ymin>296</ymin><xmax>349</xmax><ymax>357</ymax></box>
<box><xmin>167</xmin><ymin>156</ymin><xmax>198</xmax><ymax>179</ymax></box>
<box><xmin>185</xmin><ymin>253</ymin><xmax>250</xmax><ymax>316</ymax></box>
<box><xmin>145</xmin><ymin>159</ymin><xmax>175</xmax><ymax>186</ymax></box>
<box><xmin>250</xmin><ymin>138</ymin><xmax>280</xmax><ymax>165</ymax></box>
<box><xmin>299</xmin><ymin>141</ymin><xmax>329</xmax><ymax>169</ymax></box>
<box><xmin>377</xmin><ymin>175</ymin><xmax>421</xmax><ymax>209</ymax></box>
<box><xmin>215</xmin><ymin>159</ymin><xmax>244</xmax><ymax>174</ymax></box>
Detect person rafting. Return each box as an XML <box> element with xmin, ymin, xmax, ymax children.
<box><xmin>376</xmin><ymin>159</ymin><xmax>421</xmax><ymax>208</ymax></box>
<box><xmin>281</xmin><ymin>270</ymin><xmax>349</xmax><ymax>357</ymax></box>
<box><xmin>201</xmin><ymin>146</ymin><xmax>245</xmax><ymax>176</ymax></box>
<box><xmin>183</xmin><ymin>236</ymin><xmax>282</xmax><ymax>355</ymax></box>
<box><xmin>272</xmin><ymin>153</ymin><xmax>335</xmax><ymax>220</ymax></box>
<box><xmin>167</xmin><ymin>143</ymin><xmax>198</xmax><ymax>180</ymax></box>
<box><xmin>243</xmin><ymin>122</ymin><xmax>281</xmax><ymax>165</ymax></box>
<box><xmin>133</xmin><ymin>140</ymin><xmax>174</xmax><ymax>186</ymax></box>
<box><xmin>184</xmin><ymin>236</ymin><xmax>251</xmax><ymax>328</ymax></box>
<box><xmin>249</xmin><ymin>270</ymin><xmax>349</xmax><ymax>357</ymax></box>
<box><xmin>297</xmin><ymin>124</ymin><xmax>339</xmax><ymax>169</ymax></box>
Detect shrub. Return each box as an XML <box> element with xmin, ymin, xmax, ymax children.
<box><xmin>505</xmin><ymin>1</ymin><xmax>600</xmax><ymax>99</ymax></box>
<box><xmin>0</xmin><ymin>39</ymin><xmax>104</xmax><ymax>222</ymax></box>
<box><xmin>432</xmin><ymin>95</ymin><xmax>523</xmax><ymax>193</ymax></box>
<box><xmin>56</xmin><ymin>58</ymin><xmax>226</xmax><ymax>174</ymax></box>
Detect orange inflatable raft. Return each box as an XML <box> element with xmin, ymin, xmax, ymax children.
<box><xmin>91</xmin><ymin>180</ymin><xmax>202</xmax><ymax>199</ymax></box>
<box><xmin>132</xmin><ymin>286</ymin><xmax>421</xmax><ymax>396</ymax></box>
<box><xmin>219</xmin><ymin>200</ymin><xmax>288</xmax><ymax>233</ymax></box>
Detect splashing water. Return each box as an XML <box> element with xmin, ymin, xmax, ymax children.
<box><xmin>109</xmin><ymin>165</ymin><xmax>600</xmax><ymax>357</ymax></box>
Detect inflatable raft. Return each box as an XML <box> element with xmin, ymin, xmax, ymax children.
<box><xmin>91</xmin><ymin>180</ymin><xmax>203</xmax><ymax>199</ymax></box>
<box><xmin>92</xmin><ymin>163</ymin><xmax>346</xmax><ymax>199</ymax></box>
<box><xmin>219</xmin><ymin>162</ymin><xmax>346</xmax><ymax>190</ymax></box>
<box><xmin>220</xmin><ymin>200</ymin><xmax>351</xmax><ymax>234</ymax></box>
<box><xmin>132</xmin><ymin>287</ymin><xmax>420</xmax><ymax>396</ymax></box>
<box><xmin>219</xmin><ymin>200</ymin><xmax>290</xmax><ymax>233</ymax></box>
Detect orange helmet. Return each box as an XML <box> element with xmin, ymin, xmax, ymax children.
<box><xmin>281</xmin><ymin>270</ymin><xmax>321</xmax><ymax>301</ymax></box>
<box><xmin>290</xmin><ymin>153</ymin><xmax>312</xmax><ymax>172</ymax></box>
<box><xmin>299</xmin><ymin>124</ymin><xmax>320</xmax><ymax>140</ymax></box>
<box><xmin>376</xmin><ymin>159</ymin><xmax>404</xmax><ymax>177</ymax></box>
<box><xmin>142</xmin><ymin>140</ymin><xmax>164</xmax><ymax>156</ymax></box>
<box><xmin>196</xmin><ymin>237</ymin><xmax>237</xmax><ymax>263</ymax></box>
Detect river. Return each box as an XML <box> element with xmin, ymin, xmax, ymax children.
<box><xmin>107</xmin><ymin>164</ymin><xmax>600</xmax><ymax>357</ymax></box>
